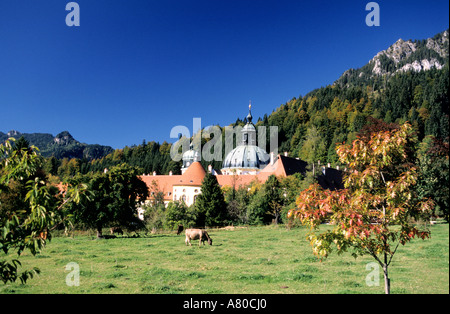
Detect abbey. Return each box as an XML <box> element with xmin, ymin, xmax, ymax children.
<box><xmin>137</xmin><ymin>105</ymin><xmax>343</xmax><ymax>219</ymax></box>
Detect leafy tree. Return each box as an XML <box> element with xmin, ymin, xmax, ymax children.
<box><xmin>289</xmin><ymin>123</ymin><xmax>433</xmax><ymax>294</ymax></box>
<box><xmin>246</xmin><ymin>175</ymin><xmax>285</xmax><ymax>225</ymax></box>
<box><xmin>69</xmin><ymin>163</ymin><xmax>149</xmax><ymax>238</ymax></box>
<box><xmin>195</xmin><ymin>173</ymin><xmax>227</xmax><ymax>227</ymax></box>
<box><xmin>12</xmin><ymin>136</ymin><xmax>31</xmax><ymax>151</ymax></box>
<box><xmin>142</xmin><ymin>202</ymin><xmax>166</xmax><ymax>232</ymax></box>
<box><xmin>0</xmin><ymin>139</ymin><xmax>85</xmax><ymax>283</ymax></box>
<box><xmin>298</xmin><ymin>126</ymin><xmax>327</xmax><ymax>164</ymax></box>
<box><xmin>225</xmin><ymin>186</ymin><xmax>250</xmax><ymax>225</ymax></box>
<box><xmin>164</xmin><ymin>201</ymin><xmax>186</xmax><ymax>230</ymax></box>
<box><xmin>417</xmin><ymin>136</ymin><xmax>449</xmax><ymax>222</ymax></box>
<box><xmin>279</xmin><ymin>173</ymin><xmax>304</xmax><ymax>224</ymax></box>
<box><xmin>246</xmin><ymin>191</ymin><xmax>268</xmax><ymax>225</ymax></box>
<box><xmin>164</xmin><ymin>201</ymin><xmax>197</xmax><ymax>230</ymax></box>
<box><xmin>147</xmin><ymin>180</ymin><xmax>165</xmax><ymax>208</ymax></box>
<box><xmin>263</xmin><ymin>175</ymin><xmax>284</xmax><ymax>224</ymax></box>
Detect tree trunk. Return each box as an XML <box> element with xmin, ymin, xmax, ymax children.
<box><xmin>383</xmin><ymin>265</ymin><xmax>390</xmax><ymax>294</ymax></box>
<box><xmin>382</xmin><ymin>236</ymin><xmax>391</xmax><ymax>294</ymax></box>
<box><xmin>96</xmin><ymin>226</ymin><xmax>103</xmax><ymax>239</ymax></box>
<box><xmin>383</xmin><ymin>252</ymin><xmax>391</xmax><ymax>294</ymax></box>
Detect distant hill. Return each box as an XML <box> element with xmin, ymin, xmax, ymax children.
<box><xmin>0</xmin><ymin>130</ymin><xmax>113</xmax><ymax>160</ymax></box>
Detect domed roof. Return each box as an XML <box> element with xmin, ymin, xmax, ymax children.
<box><xmin>222</xmin><ymin>102</ymin><xmax>270</xmax><ymax>171</ymax></box>
<box><xmin>178</xmin><ymin>161</ymin><xmax>206</xmax><ymax>185</ymax></box>
<box><xmin>242</xmin><ymin>122</ymin><xmax>256</xmax><ymax>132</ymax></box>
<box><xmin>222</xmin><ymin>145</ymin><xmax>270</xmax><ymax>170</ymax></box>
<box><xmin>182</xmin><ymin>143</ymin><xmax>200</xmax><ymax>169</ymax></box>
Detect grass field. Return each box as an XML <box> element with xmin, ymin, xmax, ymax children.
<box><xmin>1</xmin><ymin>223</ymin><xmax>448</xmax><ymax>294</ymax></box>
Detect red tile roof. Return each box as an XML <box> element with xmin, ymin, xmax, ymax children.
<box><xmin>140</xmin><ymin>155</ymin><xmax>305</xmax><ymax>201</ymax></box>
<box><xmin>175</xmin><ymin>161</ymin><xmax>206</xmax><ymax>186</ymax></box>
<box><xmin>139</xmin><ymin>161</ymin><xmax>206</xmax><ymax>201</ymax></box>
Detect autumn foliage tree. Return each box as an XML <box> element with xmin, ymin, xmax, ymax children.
<box><xmin>288</xmin><ymin>122</ymin><xmax>433</xmax><ymax>294</ymax></box>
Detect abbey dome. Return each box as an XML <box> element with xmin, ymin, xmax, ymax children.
<box><xmin>222</xmin><ymin>145</ymin><xmax>270</xmax><ymax>173</ymax></box>
<box><xmin>221</xmin><ymin>103</ymin><xmax>270</xmax><ymax>175</ymax></box>
<box><xmin>181</xmin><ymin>143</ymin><xmax>200</xmax><ymax>174</ymax></box>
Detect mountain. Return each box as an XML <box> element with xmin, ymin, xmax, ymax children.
<box><xmin>0</xmin><ymin>130</ymin><xmax>113</xmax><ymax>160</ymax></box>
<box><xmin>254</xmin><ymin>29</ymin><xmax>448</xmax><ymax>165</ymax></box>
<box><xmin>334</xmin><ymin>29</ymin><xmax>449</xmax><ymax>88</ymax></box>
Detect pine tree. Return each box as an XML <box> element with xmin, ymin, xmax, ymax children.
<box><xmin>195</xmin><ymin>173</ymin><xmax>227</xmax><ymax>227</ymax></box>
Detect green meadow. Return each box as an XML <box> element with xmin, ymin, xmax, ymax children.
<box><xmin>1</xmin><ymin>223</ymin><xmax>448</xmax><ymax>294</ymax></box>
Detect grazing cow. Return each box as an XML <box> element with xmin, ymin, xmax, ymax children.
<box><xmin>110</xmin><ymin>227</ymin><xmax>123</xmax><ymax>236</ymax></box>
<box><xmin>185</xmin><ymin>229</ymin><xmax>212</xmax><ymax>246</ymax></box>
<box><xmin>176</xmin><ymin>224</ymin><xmax>184</xmax><ymax>235</ymax></box>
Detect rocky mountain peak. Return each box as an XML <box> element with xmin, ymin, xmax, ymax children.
<box><xmin>334</xmin><ymin>29</ymin><xmax>449</xmax><ymax>88</ymax></box>
<box><xmin>54</xmin><ymin>131</ymin><xmax>76</xmax><ymax>145</ymax></box>
<box><xmin>7</xmin><ymin>130</ymin><xmax>21</xmax><ymax>137</ymax></box>
<box><xmin>426</xmin><ymin>29</ymin><xmax>449</xmax><ymax>58</ymax></box>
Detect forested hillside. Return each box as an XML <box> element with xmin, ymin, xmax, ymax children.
<box><xmin>256</xmin><ymin>64</ymin><xmax>448</xmax><ymax>165</ymax></box>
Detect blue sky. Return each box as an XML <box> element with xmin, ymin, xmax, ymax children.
<box><xmin>0</xmin><ymin>0</ymin><xmax>448</xmax><ymax>149</ymax></box>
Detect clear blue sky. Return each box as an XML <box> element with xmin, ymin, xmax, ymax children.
<box><xmin>0</xmin><ymin>0</ymin><xmax>448</xmax><ymax>149</ymax></box>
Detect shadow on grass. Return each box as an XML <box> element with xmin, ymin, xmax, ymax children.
<box><xmin>97</xmin><ymin>233</ymin><xmax>183</xmax><ymax>240</ymax></box>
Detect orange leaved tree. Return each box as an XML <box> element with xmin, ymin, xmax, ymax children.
<box><xmin>288</xmin><ymin>123</ymin><xmax>433</xmax><ymax>294</ymax></box>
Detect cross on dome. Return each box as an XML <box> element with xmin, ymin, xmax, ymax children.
<box><xmin>247</xmin><ymin>100</ymin><xmax>253</xmax><ymax>123</ymax></box>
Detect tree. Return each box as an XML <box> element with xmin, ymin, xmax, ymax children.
<box><xmin>246</xmin><ymin>175</ymin><xmax>284</xmax><ymax>225</ymax></box>
<box><xmin>417</xmin><ymin>136</ymin><xmax>449</xmax><ymax>222</ymax></box>
<box><xmin>246</xmin><ymin>190</ymin><xmax>268</xmax><ymax>225</ymax></box>
<box><xmin>225</xmin><ymin>186</ymin><xmax>250</xmax><ymax>225</ymax></box>
<box><xmin>195</xmin><ymin>173</ymin><xmax>227</xmax><ymax>227</ymax></box>
<box><xmin>288</xmin><ymin>123</ymin><xmax>433</xmax><ymax>294</ymax></box>
<box><xmin>280</xmin><ymin>173</ymin><xmax>304</xmax><ymax>224</ymax></box>
<box><xmin>143</xmin><ymin>201</ymin><xmax>166</xmax><ymax>233</ymax></box>
<box><xmin>69</xmin><ymin>163</ymin><xmax>149</xmax><ymax>238</ymax></box>
<box><xmin>1</xmin><ymin>139</ymin><xmax>85</xmax><ymax>283</ymax></box>
<box><xmin>164</xmin><ymin>201</ymin><xmax>197</xmax><ymax>230</ymax></box>
<box><xmin>299</xmin><ymin>126</ymin><xmax>327</xmax><ymax>163</ymax></box>
<box><xmin>263</xmin><ymin>175</ymin><xmax>284</xmax><ymax>224</ymax></box>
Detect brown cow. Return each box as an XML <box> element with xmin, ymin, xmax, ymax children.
<box><xmin>185</xmin><ymin>229</ymin><xmax>212</xmax><ymax>246</ymax></box>
<box><xmin>110</xmin><ymin>227</ymin><xmax>123</xmax><ymax>236</ymax></box>
<box><xmin>176</xmin><ymin>224</ymin><xmax>184</xmax><ymax>235</ymax></box>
